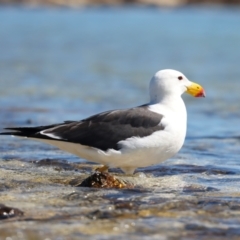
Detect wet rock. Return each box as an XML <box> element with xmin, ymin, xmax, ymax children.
<box><xmin>87</xmin><ymin>209</ymin><xmax>117</xmax><ymax>220</ymax></box>
<box><xmin>76</xmin><ymin>172</ymin><xmax>133</xmax><ymax>189</ymax></box>
<box><xmin>0</xmin><ymin>204</ymin><xmax>24</xmax><ymax>220</ymax></box>
<box><xmin>185</xmin><ymin>223</ymin><xmax>208</xmax><ymax>231</ymax></box>
<box><xmin>183</xmin><ymin>185</ymin><xmax>218</xmax><ymax>193</ymax></box>
<box><xmin>114</xmin><ymin>201</ymin><xmax>139</xmax><ymax>210</ymax></box>
<box><xmin>207</xmin><ymin>168</ymin><xmax>236</xmax><ymax>175</ymax></box>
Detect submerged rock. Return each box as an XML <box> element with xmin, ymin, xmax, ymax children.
<box><xmin>0</xmin><ymin>204</ymin><xmax>24</xmax><ymax>220</ymax></box>
<box><xmin>75</xmin><ymin>172</ymin><xmax>133</xmax><ymax>189</ymax></box>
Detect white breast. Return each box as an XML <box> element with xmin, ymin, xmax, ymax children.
<box><xmin>103</xmin><ymin>97</ymin><xmax>188</xmax><ymax>171</ymax></box>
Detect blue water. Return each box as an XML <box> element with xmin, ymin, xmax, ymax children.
<box><xmin>0</xmin><ymin>6</ymin><xmax>240</xmax><ymax>184</ymax></box>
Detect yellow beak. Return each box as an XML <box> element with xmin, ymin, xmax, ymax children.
<box><xmin>186</xmin><ymin>82</ymin><xmax>206</xmax><ymax>97</ymax></box>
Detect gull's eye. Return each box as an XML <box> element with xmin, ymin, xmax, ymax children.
<box><xmin>178</xmin><ymin>76</ymin><xmax>183</xmax><ymax>80</ymax></box>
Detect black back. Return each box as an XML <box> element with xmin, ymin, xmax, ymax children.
<box><xmin>1</xmin><ymin>107</ymin><xmax>164</xmax><ymax>151</ymax></box>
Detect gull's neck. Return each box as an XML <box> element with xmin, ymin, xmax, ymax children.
<box><xmin>149</xmin><ymin>94</ymin><xmax>186</xmax><ymax>115</ymax></box>
<box><xmin>150</xmin><ymin>93</ymin><xmax>182</xmax><ymax>105</ymax></box>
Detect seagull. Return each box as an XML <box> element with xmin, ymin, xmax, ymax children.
<box><xmin>1</xmin><ymin>69</ymin><xmax>205</xmax><ymax>174</ymax></box>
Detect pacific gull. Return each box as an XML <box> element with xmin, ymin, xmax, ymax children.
<box><xmin>1</xmin><ymin>69</ymin><xmax>205</xmax><ymax>174</ymax></box>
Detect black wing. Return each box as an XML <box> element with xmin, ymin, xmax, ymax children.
<box><xmin>1</xmin><ymin>107</ymin><xmax>164</xmax><ymax>151</ymax></box>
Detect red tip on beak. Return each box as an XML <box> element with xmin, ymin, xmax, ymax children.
<box><xmin>195</xmin><ymin>89</ymin><xmax>206</xmax><ymax>98</ymax></box>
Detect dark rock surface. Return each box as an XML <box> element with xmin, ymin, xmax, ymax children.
<box><xmin>0</xmin><ymin>204</ymin><xmax>24</xmax><ymax>220</ymax></box>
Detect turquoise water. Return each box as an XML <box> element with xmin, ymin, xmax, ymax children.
<box><xmin>0</xmin><ymin>6</ymin><xmax>240</xmax><ymax>186</ymax></box>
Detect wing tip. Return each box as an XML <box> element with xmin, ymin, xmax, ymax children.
<box><xmin>0</xmin><ymin>128</ymin><xmax>18</xmax><ymax>135</ymax></box>
<box><xmin>0</xmin><ymin>132</ymin><xmax>14</xmax><ymax>135</ymax></box>
<box><xmin>0</xmin><ymin>127</ymin><xmax>30</xmax><ymax>137</ymax></box>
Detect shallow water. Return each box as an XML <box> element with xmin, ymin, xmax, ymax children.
<box><xmin>0</xmin><ymin>6</ymin><xmax>240</xmax><ymax>239</ymax></box>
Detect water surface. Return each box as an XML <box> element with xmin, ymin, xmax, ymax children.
<box><xmin>0</xmin><ymin>6</ymin><xmax>240</xmax><ymax>239</ymax></box>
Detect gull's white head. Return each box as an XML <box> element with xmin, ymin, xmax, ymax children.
<box><xmin>149</xmin><ymin>69</ymin><xmax>205</xmax><ymax>103</ymax></box>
